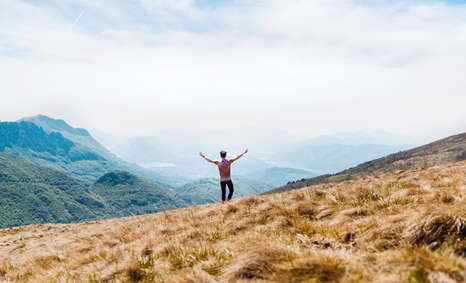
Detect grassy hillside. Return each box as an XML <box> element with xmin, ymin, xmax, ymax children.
<box><xmin>0</xmin><ymin>160</ymin><xmax>464</xmax><ymax>282</ymax></box>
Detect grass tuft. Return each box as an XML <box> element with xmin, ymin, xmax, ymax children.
<box><xmin>0</xmin><ymin>261</ymin><xmax>12</xmax><ymax>278</ymax></box>
<box><xmin>405</xmin><ymin>212</ymin><xmax>466</xmax><ymax>245</ymax></box>
<box><xmin>281</xmin><ymin>256</ymin><xmax>345</xmax><ymax>282</ymax></box>
<box><xmin>234</xmin><ymin>258</ymin><xmax>274</xmax><ymax>280</ymax></box>
<box><xmin>126</xmin><ymin>255</ymin><xmax>157</xmax><ymax>282</ymax></box>
<box><xmin>408</xmin><ymin>266</ymin><xmax>429</xmax><ymax>283</ymax></box>
<box><xmin>36</xmin><ymin>255</ymin><xmax>61</xmax><ymax>270</ymax></box>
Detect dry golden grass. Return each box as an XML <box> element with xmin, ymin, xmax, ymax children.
<box><xmin>0</xmin><ymin>161</ymin><xmax>465</xmax><ymax>282</ymax></box>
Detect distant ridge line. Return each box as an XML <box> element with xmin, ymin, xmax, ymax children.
<box><xmin>269</xmin><ymin>132</ymin><xmax>466</xmax><ymax>194</ymax></box>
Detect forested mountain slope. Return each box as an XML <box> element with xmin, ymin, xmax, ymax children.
<box><xmin>0</xmin><ymin>120</ymin><xmax>183</xmax><ymax>228</ymax></box>
<box><xmin>0</xmin><ymin>153</ymin><xmax>182</xmax><ymax>228</ymax></box>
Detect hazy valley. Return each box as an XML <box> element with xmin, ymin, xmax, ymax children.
<box><xmin>0</xmin><ymin>115</ymin><xmax>418</xmax><ymax>229</ymax></box>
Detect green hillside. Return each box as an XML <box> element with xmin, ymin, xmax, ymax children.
<box><xmin>0</xmin><ymin>153</ymin><xmax>108</xmax><ymax>228</ymax></box>
<box><xmin>0</xmin><ymin>153</ymin><xmax>182</xmax><ymax>228</ymax></box>
<box><xmin>0</xmin><ymin>121</ymin><xmax>102</xmax><ymax>162</ymax></box>
<box><xmin>20</xmin><ymin>115</ymin><xmax>113</xmax><ymax>158</ymax></box>
<box><xmin>22</xmin><ymin>115</ymin><xmax>181</xmax><ymax>186</ymax></box>
<box><xmin>93</xmin><ymin>171</ymin><xmax>184</xmax><ymax>216</ymax></box>
<box><xmin>0</xmin><ymin>119</ymin><xmax>184</xmax><ymax>228</ymax></box>
<box><xmin>0</xmin><ymin>120</ymin><xmax>127</xmax><ymax>183</ymax></box>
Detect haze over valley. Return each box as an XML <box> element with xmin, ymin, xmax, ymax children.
<box><xmin>95</xmin><ymin>127</ymin><xmax>411</xmax><ymax>184</ymax></box>
<box><xmin>0</xmin><ymin>114</ymin><xmax>416</xmax><ymax>228</ymax></box>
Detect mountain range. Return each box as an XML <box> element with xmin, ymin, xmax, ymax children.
<box><xmin>0</xmin><ymin>116</ymin><xmax>187</xmax><ymax>228</ymax></box>
<box><xmin>100</xmin><ymin>129</ymin><xmax>411</xmax><ymax>181</ymax></box>
<box><xmin>1</xmin><ymin>114</ymin><xmax>454</xmax><ymax>229</ymax></box>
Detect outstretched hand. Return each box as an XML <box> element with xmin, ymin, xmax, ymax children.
<box><xmin>199</xmin><ymin>152</ymin><xmax>205</xmax><ymax>158</ymax></box>
<box><xmin>244</xmin><ymin>149</ymin><xmax>248</xmax><ymax>154</ymax></box>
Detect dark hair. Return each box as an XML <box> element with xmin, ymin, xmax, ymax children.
<box><xmin>220</xmin><ymin>151</ymin><xmax>227</xmax><ymax>158</ymax></box>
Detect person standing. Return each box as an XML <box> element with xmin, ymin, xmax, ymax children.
<box><xmin>199</xmin><ymin>149</ymin><xmax>248</xmax><ymax>202</ymax></box>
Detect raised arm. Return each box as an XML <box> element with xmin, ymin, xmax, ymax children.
<box><xmin>199</xmin><ymin>152</ymin><xmax>218</xmax><ymax>165</ymax></box>
<box><xmin>230</xmin><ymin>149</ymin><xmax>248</xmax><ymax>163</ymax></box>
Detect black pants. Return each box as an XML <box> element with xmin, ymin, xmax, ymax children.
<box><xmin>220</xmin><ymin>180</ymin><xmax>234</xmax><ymax>201</ymax></box>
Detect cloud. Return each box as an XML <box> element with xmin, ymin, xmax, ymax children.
<box><xmin>0</xmin><ymin>0</ymin><xmax>465</xmax><ymax>138</ymax></box>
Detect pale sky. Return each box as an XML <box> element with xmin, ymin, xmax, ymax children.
<box><xmin>1</xmin><ymin>0</ymin><xmax>465</xmax><ymax>140</ymax></box>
